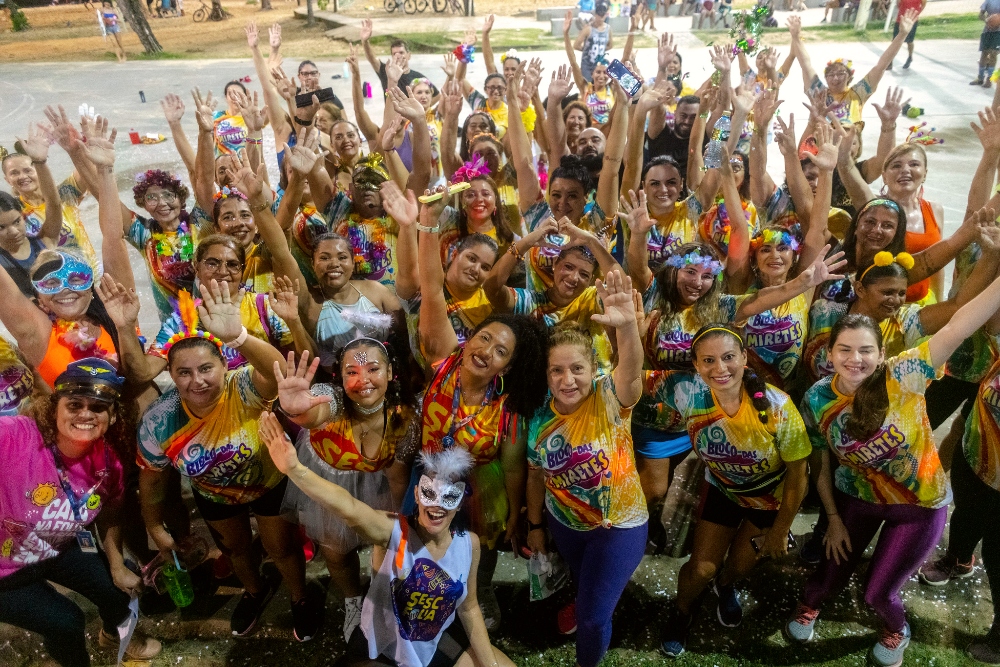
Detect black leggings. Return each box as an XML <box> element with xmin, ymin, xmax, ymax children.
<box><xmin>947</xmin><ymin>445</ymin><xmax>1000</xmax><ymax>632</ymax></box>
<box><xmin>0</xmin><ymin>541</ymin><xmax>131</xmax><ymax>667</ymax></box>
<box><xmin>924</xmin><ymin>375</ymin><xmax>979</xmax><ymax>430</ymax></box>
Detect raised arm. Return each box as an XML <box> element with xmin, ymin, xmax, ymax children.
<box><xmin>506</xmin><ymin>64</ymin><xmax>542</xmax><ymax>212</ymax></box>
<box><xmin>619</xmin><ymin>189</ymin><xmax>655</xmax><ymax>290</ymax></box>
<box><xmin>389</xmin><ymin>86</ymin><xmax>432</xmax><ymax>195</ymax></box>
<box><xmin>160</xmin><ymin>94</ymin><xmax>196</xmax><ymax>177</ymax></box>
<box><xmin>967</xmin><ymin>107</ymin><xmax>1000</xmax><ymax>217</ymax></box>
<box><xmin>438</xmin><ymin>80</ymin><xmax>465</xmax><ymax>179</ymax></box>
<box><xmin>595</xmin><ymin>83</ymin><xmax>629</xmax><ymax>219</ymax></box>
<box><xmin>717</xmin><ymin>146</ymin><xmax>750</xmax><ymax>282</ymax></box>
<box><xmin>775</xmin><ymin>113</ymin><xmax>814</xmax><ymax>221</ymax></box>
<box><xmin>261</xmin><ymin>410</ymin><xmax>394</xmax><ymax>545</ymax></box>
<box><xmin>359</xmin><ymin>19</ymin><xmax>382</xmax><ymax>73</ymax></box>
<box><xmin>42</xmin><ymin>105</ymin><xmax>99</xmax><ymax>200</ymax></box>
<box><xmin>864</xmin><ymin>10</ymin><xmax>919</xmax><ymax>91</ymax></box>
<box><xmin>749</xmin><ymin>89</ymin><xmax>780</xmax><ymax>209</ymax></box>
<box><xmin>246</xmin><ymin>21</ymin><xmax>292</xmax><ymax>148</ymax></box>
<box><xmin>928</xmin><ymin>209</ymin><xmax>1000</xmax><ymax>366</ymax></box>
<box><xmin>861</xmin><ymin>86</ymin><xmax>904</xmax><ymax>182</ymax></box>
<box><xmin>190</xmin><ymin>88</ymin><xmax>219</xmax><ymax>214</ymax></box>
<box><xmin>381</xmin><ymin>182</ymin><xmax>419</xmax><ymax>301</ymax></box>
<box><xmin>346</xmin><ymin>45</ymin><xmax>381</xmax><ymax>146</ymax></box>
<box><xmin>564</xmin><ymin>13</ymin><xmax>589</xmax><ymax>96</ymax></box>
<box><xmin>545</xmin><ymin>65</ymin><xmax>574</xmax><ymax>166</ymax></box>
<box><xmin>96</xmin><ymin>275</ymin><xmax>165</xmax><ymax>384</ymax></box>
<box><xmin>233</xmin><ymin>91</ymin><xmax>269</xmax><ymax>184</ymax></box>
<box><xmin>593</xmin><ymin>271</ymin><xmax>643</xmax><ymax>406</ymax></box>
<box><xmin>17</xmin><ymin>124</ymin><xmax>62</xmax><ymax>248</ymax></box>
<box><xmin>561</xmin><ymin>216</ymin><xmax>622</xmax><ymax>274</ymax></box>
<box><xmin>482</xmin><ymin>14</ymin><xmax>497</xmax><ymax>74</ymax></box>
<box><xmin>623</xmin><ymin>81</ymin><xmax>670</xmax><ymax>197</ymax></box>
<box><xmin>737</xmin><ymin>248</ymin><xmax>846</xmax><ymax>321</ymax></box>
<box><xmin>787</xmin><ymin>16</ymin><xmax>816</xmax><ymax>91</ymax></box>
<box><xmin>484</xmin><ymin>219</ymin><xmax>558</xmax><ymax>312</ymax></box>
<box><xmin>415</xmin><ymin>192</ymin><xmax>460</xmax><ymax>364</ymax></box>
<box><xmin>797</xmin><ymin>123</ymin><xmax>840</xmax><ymax>275</ymax></box>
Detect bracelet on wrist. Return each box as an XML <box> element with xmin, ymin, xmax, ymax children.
<box><xmin>699</xmin><ymin>111</ymin><xmax>710</xmax><ymax>119</ymax></box>
<box><xmin>246</xmin><ymin>137</ymin><xmax>263</xmax><ymax>145</ymax></box>
<box><xmin>225</xmin><ymin>325</ymin><xmax>249</xmax><ymax>348</ymax></box>
<box><xmin>507</xmin><ymin>242</ymin><xmax>522</xmax><ymax>259</ymax></box>
<box><xmin>416</xmin><ymin>223</ymin><xmax>440</xmax><ymax>233</ymax></box>
<box><xmin>527</xmin><ymin>520</ymin><xmax>545</xmax><ymax>531</ymax></box>
<box><xmin>251</xmin><ymin>199</ymin><xmax>270</xmax><ymax>213</ymax></box>
<box><xmin>31</xmin><ymin>159</ymin><xmax>47</xmax><ymax>165</ymax></box>
<box><xmin>277</xmin><ymin>404</ymin><xmax>305</xmax><ymax>419</ymax></box>
<box><xmin>293</xmin><ymin>116</ymin><xmax>312</xmax><ymax>126</ymax></box>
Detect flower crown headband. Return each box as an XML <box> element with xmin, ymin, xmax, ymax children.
<box><xmin>500</xmin><ymin>48</ymin><xmax>520</xmax><ymax>64</ymax></box>
<box><xmin>213</xmin><ymin>186</ymin><xmax>248</xmax><ymax>203</ymax></box>
<box><xmin>452</xmin><ymin>154</ymin><xmax>491</xmax><ymax>184</ymax></box>
<box><xmin>664</xmin><ymin>251</ymin><xmax>723</xmax><ymax>276</ymax></box>
<box><xmin>161</xmin><ymin>290</ymin><xmax>225</xmax><ymax>354</ymax></box>
<box><xmin>825</xmin><ymin>58</ymin><xmax>854</xmax><ymax>76</ymax></box>
<box><xmin>858</xmin><ymin>251</ymin><xmax>914</xmax><ymax>282</ymax></box>
<box><xmin>750</xmin><ymin>229</ymin><xmax>800</xmax><ymax>254</ymax></box>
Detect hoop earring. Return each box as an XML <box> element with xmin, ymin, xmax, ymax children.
<box><xmin>879</xmin><ymin>184</ymin><xmax>889</xmax><ymax>197</ymax></box>
<box><xmin>497</xmin><ymin>374</ymin><xmax>504</xmax><ymax>395</ymax></box>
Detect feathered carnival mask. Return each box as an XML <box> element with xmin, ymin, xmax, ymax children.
<box><xmin>665</xmin><ymin>251</ymin><xmax>724</xmax><ymax>276</ymax></box>
<box><xmin>418</xmin><ymin>448</ymin><xmax>474</xmax><ymax>511</ymax></box>
<box><xmin>352</xmin><ymin>153</ymin><xmax>390</xmax><ymax>193</ymax></box>
<box><xmin>161</xmin><ymin>289</ymin><xmax>225</xmax><ymax>354</ymax></box>
<box><xmin>32</xmin><ymin>251</ymin><xmax>94</xmax><ymax>295</ymax></box>
<box><xmin>451</xmin><ymin>154</ymin><xmax>491</xmax><ymax>184</ymax></box>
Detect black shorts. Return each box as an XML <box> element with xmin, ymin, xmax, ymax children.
<box><xmin>893</xmin><ymin>20</ymin><xmax>918</xmax><ymax>42</ymax></box>
<box><xmin>982</xmin><ymin>29</ymin><xmax>1000</xmax><ymax>51</ymax></box>
<box><xmin>698</xmin><ymin>483</ymin><xmax>778</xmax><ymax>529</ymax></box>
<box><xmin>192</xmin><ymin>477</ymin><xmax>288</xmax><ymax>523</ymax></box>
<box><xmin>337</xmin><ymin>623</ymin><xmax>470</xmax><ymax>667</ymax></box>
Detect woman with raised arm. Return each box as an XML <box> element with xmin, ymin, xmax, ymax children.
<box><xmin>435</xmin><ymin>157</ymin><xmax>517</xmax><ymax>264</ymax></box>
<box><xmin>648</xmin><ymin>324</ymin><xmax>811</xmax><ymax>657</ymax></box>
<box><xmin>262</xmin><ymin>415</ymin><xmax>517</xmax><ymax>667</ymax></box>
<box><xmin>274</xmin><ymin>343</ymin><xmax>417</xmax><ymax>644</ymax></box>
<box><xmin>0</xmin><ymin>359</ymin><xmax>162</xmax><ymax>666</ymax></box>
<box><xmin>261</xmin><ymin>135</ymin><xmax>402</xmax><ymax>374</ymax></box>
<box><xmin>508</xmin><ymin>62</ymin><xmax>626</xmax><ymax>291</ymax></box>
<box><xmin>525</xmin><ymin>270</ymin><xmax>646</xmax><ymax>667</ymax></box>
<box><xmin>785</xmin><ymin>210</ymin><xmax>1000</xmax><ymax>667</ymax></box>
<box><xmin>562</xmin><ymin>10</ymin><xmax>615</xmax><ymax>127</ymax></box>
<box><xmin>138</xmin><ymin>279</ymin><xmax>319</xmax><ymax>642</ymax></box>
<box><xmin>4</xmin><ymin>112</ymin><xmax>98</xmax><ymax>271</ymax></box>
<box><xmin>0</xmin><ymin>123</ymin><xmax>66</xmax><ymax>297</ymax></box>
<box><xmin>412</xmin><ymin>186</ymin><xmax>548</xmax><ymax>630</ymax></box>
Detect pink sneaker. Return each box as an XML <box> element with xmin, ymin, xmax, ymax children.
<box><xmin>557</xmin><ymin>601</ymin><xmax>577</xmax><ymax>635</ymax></box>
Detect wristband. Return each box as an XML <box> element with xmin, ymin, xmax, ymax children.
<box><xmin>225</xmin><ymin>325</ymin><xmax>249</xmax><ymax>348</ymax></box>
<box><xmin>246</xmin><ymin>137</ymin><xmax>263</xmax><ymax>145</ymax></box>
<box><xmin>527</xmin><ymin>520</ymin><xmax>545</xmax><ymax>531</ymax></box>
<box><xmin>699</xmin><ymin>111</ymin><xmax>710</xmax><ymax>119</ymax></box>
<box><xmin>31</xmin><ymin>159</ymin><xmax>47</xmax><ymax>165</ymax></box>
<box><xmin>507</xmin><ymin>242</ymin><xmax>522</xmax><ymax>259</ymax></box>
<box><xmin>416</xmin><ymin>223</ymin><xmax>440</xmax><ymax>233</ymax></box>
<box><xmin>277</xmin><ymin>404</ymin><xmax>304</xmax><ymax>418</ymax></box>
<box><xmin>293</xmin><ymin>116</ymin><xmax>312</xmax><ymax>126</ymax></box>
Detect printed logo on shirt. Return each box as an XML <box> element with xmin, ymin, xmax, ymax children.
<box><xmin>840</xmin><ymin>423</ymin><xmax>904</xmax><ymax>466</ymax></box>
<box><xmin>701</xmin><ymin>427</ymin><xmax>770</xmax><ymax>475</ymax></box>
<box><xmin>543</xmin><ymin>436</ymin><xmax>610</xmax><ymax>491</ymax></box>
<box><xmin>655</xmin><ymin>329</ymin><xmax>694</xmax><ymax>365</ymax></box>
<box><xmin>29</xmin><ymin>483</ymin><xmax>58</xmax><ymax>507</ymax></box>
<box><xmin>391</xmin><ymin>558</ymin><xmax>465</xmax><ymax>642</ymax></box>
<box><xmin>746</xmin><ymin>314</ymin><xmax>803</xmax><ymax>355</ymax></box>
<box><xmin>182</xmin><ymin>441</ymin><xmax>254</xmax><ymax>481</ymax></box>
<box><xmin>0</xmin><ymin>363</ymin><xmax>32</xmax><ymax>414</ymax></box>
<box><xmin>647</xmin><ymin>231</ymin><xmax>684</xmax><ymax>267</ymax></box>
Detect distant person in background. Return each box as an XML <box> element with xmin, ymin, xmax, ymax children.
<box><xmin>360</xmin><ymin>20</ymin><xmax>439</xmax><ymax>96</ymax></box>
<box><xmin>100</xmin><ymin>0</ymin><xmax>126</xmax><ymax>63</ymax></box>
<box><xmin>972</xmin><ymin>0</ymin><xmax>1000</xmax><ymax>87</ymax></box>
<box><xmin>886</xmin><ymin>0</ymin><xmax>926</xmax><ymax>70</ymax></box>
<box><xmin>296</xmin><ymin>60</ymin><xmax>345</xmax><ymax>111</ymax></box>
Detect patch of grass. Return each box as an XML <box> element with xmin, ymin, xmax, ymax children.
<box><xmin>694</xmin><ymin>11</ymin><xmax>982</xmax><ymax>44</ymax></box>
<box><xmin>368</xmin><ymin>27</ymin><xmax>658</xmax><ymax>52</ymax></box>
<box><xmin>131</xmin><ymin>50</ymin><xmax>187</xmax><ymax>59</ymax></box>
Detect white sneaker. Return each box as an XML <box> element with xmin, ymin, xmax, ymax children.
<box><xmin>343</xmin><ymin>595</ymin><xmax>364</xmax><ymax>642</ymax></box>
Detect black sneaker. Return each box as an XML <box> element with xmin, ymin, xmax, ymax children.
<box><xmin>800</xmin><ymin>525</ymin><xmax>825</xmax><ymax>565</ymax></box>
<box><xmin>903</xmin><ymin>56</ymin><xmax>912</xmax><ymax>69</ymax></box>
<box><xmin>291</xmin><ymin>593</ymin><xmax>323</xmax><ymax>642</ymax></box>
<box><xmin>231</xmin><ymin>580</ymin><xmax>276</xmax><ymax>636</ymax></box>
<box><xmin>660</xmin><ymin>606</ymin><xmax>693</xmax><ymax>658</ymax></box>
<box><xmin>713</xmin><ymin>581</ymin><xmax>743</xmax><ymax>627</ymax></box>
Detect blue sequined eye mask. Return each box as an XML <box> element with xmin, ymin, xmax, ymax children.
<box><xmin>32</xmin><ymin>252</ymin><xmax>94</xmax><ymax>295</ymax></box>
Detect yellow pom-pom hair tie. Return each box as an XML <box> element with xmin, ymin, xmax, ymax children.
<box><xmin>858</xmin><ymin>251</ymin><xmax>914</xmax><ymax>282</ymax></box>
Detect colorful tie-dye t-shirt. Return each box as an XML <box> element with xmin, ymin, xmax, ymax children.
<box><xmin>697</xmin><ymin>198</ymin><xmax>757</xmax><ymax>262</ymax></box>
<box><xmin>213</xmin><ymin>112</ymin><xmax>248</xmax><ymax>156</ymax></box>
<box><xmin>512</xmin><ymin>286</ymin><xmax>612</xmax><ymax>374</ymax></box>
<box><xmin>522</xmin><ymin>200</ymin><xmax>611</xmax><ymax>292</ymax></box>
<box><xmin>961</xmin><ymin>333</ymin><xmax>1000</xmax><ymax>490</ymax></box>
<box><xmin>804</xmin><ymin>301</ymin><xmax>926</xmax><ymax>384</ymax></box>
<box><xmin>624</xmin><ymin>197</ymin><xmax>700</xmax><ymax>275</ymax></box>
<box><xmin>148</xmin><ymin>291</ymin><xmax>293</xmax><ymax>370</ymax></box>
<box><xmin>644</xmin><ymin>371</ymin><xmax>811</xmax><ymax>510</ymax></box>
<box><xmin>403</xmin><ymin>287</ymin><xmax>494</xmax><ymax>374</ymax></box>
<box><xmin>801</xmin><ymin>341</ymin><xmax>949</xmax><ymax>508</ymax></box>
<box><xmin>138</xmin><ymin>366</ymin><xmax>283</xmax><ymax>505</ymax></box>
<box><xmin>946</xmin><ymin>244</ymin><xmax>998</xmax><ymax>383</ymax></box>
<box><xmin>809</xmin><ymin>74</ymin><xmax>874</xmax><ymax>125</ymax></box>
<box><xmin>20</xmin><ymin>174</ymin><xmax>99</xmax><ymax>271</ymax></box>
<box><xmin>310</xmin><ymin>405</ymin><xmax>420</xmax><ymax>473</ymax></box>
<box><xmin>527</xmin><ymin>376</ymin><xmax>648</xmax><ymax>531</ymax></box>
<box><xmin>743</xmin><ymin>290</ymin><xmax>809</xmax><ymax>389</ymax></box>
<box><xmin>325</xmin><ymin>192</ymin><xmax>400</xmax><ymax>288</ymax></box>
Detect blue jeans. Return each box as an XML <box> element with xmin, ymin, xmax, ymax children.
<box><xmin>0</xmin><ymin>542</ymin><xmax>131</xmax><ymax>667</ymax></box>
<box><xmin>547</xmin><ymin>515</ymin><xmax>647</xmax><ymax>667</ymax></box>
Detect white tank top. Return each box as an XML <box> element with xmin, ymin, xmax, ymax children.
<box><xmin>360</xmin><ymin>517</ymin><xmax>472</xmax><ymax>666</ymax></box>
<box><xmin>314</xmin><ymin>285</ymin><xmax>387</xmax><ymax>370</ymax></box>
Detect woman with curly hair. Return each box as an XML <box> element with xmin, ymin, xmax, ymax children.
<box><xmin>0</xmin><ymin>359</ymin><xmax>162</xmax><ymax>666</ymax></box>
<box><xmin>272</xmin><ymin>341</ymin><xmax>417</xmax><ymax>642</ymax></box>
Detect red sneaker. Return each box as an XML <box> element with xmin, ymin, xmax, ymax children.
<box><xmin>557</xmin><ymin>601</ymin><xmax>577</xmax><ymax>635</ymax></box>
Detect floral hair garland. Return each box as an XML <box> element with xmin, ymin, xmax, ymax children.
<box><xmin>824</xmin><ymin>58</ymin><xmax>855</xmax><ymax>77</ymax></box>
<box><xmin>750</xmin><ymin>228</ymin><xmax>801</xmax><ymax>254</ymax></box>
<box><xmin>453</xmin><ymin>43</ymin><xmax>475</xmax><ymax>65</ymax></box>
<box><xmin>213</xmin><ymin>185</ymin><xmax>248</xmax><ymax>203</ymax></box>
<box><xmin>452</xmin><ymin>154</ymin><xmax>491</xmax><ymax>184</ymax></box>
<box><xmin>665</xmin><ymin>251</ymin><xmax>723</xmax><ymax>276</ymax></box>
<box><xmin>500</xmin><ymin>48</ymin><xmax>520</xmax><ymax>64</ymax></box>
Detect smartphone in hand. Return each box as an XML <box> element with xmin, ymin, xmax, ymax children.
<box><xmin>607</xmin><ymin>59</ymin><xmax>643</xmax><ymax>98</ymax></box>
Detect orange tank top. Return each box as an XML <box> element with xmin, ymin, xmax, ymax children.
<box><xmin>904</xmin><ymin>199</ymin><xmax>941</xmax><ymax>303</ymax></box>
<box><xmin>37</xmin><ymin>320</ymin><xmax>119</xmax><ymax>389</ymax></box>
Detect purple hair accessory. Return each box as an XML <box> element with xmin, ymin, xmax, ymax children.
<box><xmin>664</xmin><ymin>251</ymin><xmax>723</xmax><ymax>275</ymax></box>
<box><xmin>452</xmin><ymin>154</ymin><xmax>491</xmax><ymax>184</ymax></box>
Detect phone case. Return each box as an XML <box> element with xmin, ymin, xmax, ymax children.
<box><xmin>607</xmin><ymin>59</ymin><xmax>643</xmax><ymax>98</ymax></box>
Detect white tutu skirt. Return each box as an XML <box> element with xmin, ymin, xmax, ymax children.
<box><xmin>282</xmin><ymin>430</ymin><xmax>395</xmax><ymax>554</ymax></box>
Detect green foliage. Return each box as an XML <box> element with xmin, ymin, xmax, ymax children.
<box><xmin>8</xmin><ymin>1</ymin><xmax>30</xmax><ymax>32</ymax></box>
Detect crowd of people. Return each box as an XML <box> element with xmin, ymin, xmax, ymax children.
<box><xmin>3</xmin><ymin>5</ymin><xmax>1000</xmax><ymax>667</ymax></box>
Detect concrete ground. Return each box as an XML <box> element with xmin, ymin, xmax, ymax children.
<box><xmin>0</xmin><ymin>20</ymin><xmax>996</xmax><ymax>667</ymax></box>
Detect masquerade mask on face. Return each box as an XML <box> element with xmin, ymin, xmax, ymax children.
<box><xmin>353</xmin><ymin>153</ymin><xmax>390</xmax><ymax>193</ymax></box>
<box><xmin>418</xmin><ymin>474</ymin><xmax>465</xmax><ymax>511</ymax></box>
<box><xmin>32</xmin><ymin>252</ymin><xmax>94</xmax><ymax>295</ymax></box>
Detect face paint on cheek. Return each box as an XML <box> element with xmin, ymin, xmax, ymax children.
<box><xmin>418</xmin><ymin>475</ymin><xmax>465</xmax><ymax>511</ymax></box>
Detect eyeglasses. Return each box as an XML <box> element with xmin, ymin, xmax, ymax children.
<box><xmin>200</xmin><ymin>258</ymin><xmax>243</xmax><ymax>273</ymax></box>
<box><xmin>144</xmin><ymin>192</ymin><xmax>178</xmax><ymax>204</ymax></box>
<box><xmin>485</xmin><ymin>85</ymin><xmax>506</xmax><ymax>93</ymax></box>
<box><xmin>299</xmin><ymin>70</ymin><xmax>320</xmax><ymax>77</ymax></box>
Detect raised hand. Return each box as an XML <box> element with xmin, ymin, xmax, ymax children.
<box><xmin>94</xmin><ymin>273</ymin><xmax>140</xmax><ymax>327</ymax></box>
<box><xmin>269</xmin><ymin>22</ymin><xmax>282</xmax><ymax>51</ymax></box>
<box><xmin>710</xmin><ymin>44</ymin><xmax>733</xmax><ymax>73</ymax></box>
<box><xmin>268</xmin><ymin>275</ymin><xmax>301</xmax><ymax>323</ymax></box>
<box><xmin>439</xmin><ymin>79</ymin><xmax>464</xmax><ymax>119</ymax></box>
<box><xmin>273</xmin><ymin>350</ymin><xmax>332</xmax><ymax>418</ymax></box>
<box><xmin>592</xmin><ymin>270</ymin><xmax>637</xmax><ymax>329</ymax></box>
<box><xmin>506</xmin><ymin>60</ymin><xmax>526</xmax><ymax>101</ymax></box>
<box><xmin>873</xmin><ymin>86</ymin><xmax>907</xmax><ymax>125</ymax></box>
<box><xmin>732</xmin><ymin>85</ymin><xmax>757</xmax><ymax>117</ymax></box>
<box><xmin>637</xmin><ymin>81</ymin><xmax>670</xmax><ymax>113</ymax></box>
<box><xmin>899</xmin><ymin>8</ymin><xmax>918</xmax><ymax>35</ymax></box>
<box><xmin>832</xmin><ymin>119</ymin><xmax>856</xmax><ymax>167</ymax></box>
<box><xmin>283</xmin><ymin>129</ymin><xmax>326</xmax><ymax>176</ymax></box>
<box><xmin>786</xmin><ymin>14</ymin><xmax>801</xmax><ymax>40</ymax></box>
<box><xmin>225</xmin><ymin>150</ymin><xmax>267</xmax><ymax>200</ymax></box>
<box><xmin>360</xmin><ymin>18</ymin><xmax>373</xmax><ymax>42</ymax></box>
<box><xmin>521</xmin><ymin>216</ymin><xmax>560</xmax><ymax>249</ymax></box>
<box><xmin>522</xmin><ymin>57</ymin><xmax>545</xmax><ymax>101</ymax></box>
<box><xmin>803</xmin><ymin>87</ymin><xmax>834</xmax><ymax>124</ymax></box>
<box><xmin>462</xmin><ymin>27</ymin><xmax>477</xmax><ymax>46</ymax></box>
<box><xmin>270</xmin><ymin>66</ymin><xmax>297</xmax><ymax>103</ymax></box>
<box><xmin>807</xmin><ymin>121</ymin><xmax>842</xmax><ymax>172</ymax></box>
<box><xmin>16</xmin><ymin>122</ymin><xmax>51</xmax><ymax>164</ymax></box>
<box><xmin>388</xmin><ymin>85</ymin><xmax>425</xmax><ymax>122</ymax></box>
<box><xmin>773</xmin><ymin>113</ymin><xmax>797</xmax><ymax>157</ymax></box>
<box><xmin>558</xmin><ymin>215</ymin><xmax>597</xmax><ymax>247</ymax></box>
<box><xmin>617</xmin><ymin>189</ymin><xmax>654</xmax><ymax>234</ymax></box>
<box><xmin>381</xmin><ymin>181</ymin><xmax>418</xmax><ymax>226</ymax></box>
<box><xmin>563</xmin><ymin>9</ymin><xmax>573</xmax><ymax>36</ymax></box>
<box><xmin>761</xmin><ymin>47</ymin><xmax>779</xmax><ymax>72</ymax></box>
<box><xmin>657</xmin><ymin>32</ymin><xmax>677</xmax><ymax>72</ymax></box>
<box><xmin>197</xmin><ymin>279</ymin><xmax>244</xmax><ymax>342</ymax></box>
<box><xmin>420</xmin><ymin>184</ymin><xmax>451</xmax><ymax>227</ymax></box>
<box><xmin>347</xmin><ymin>44</ymin><xmax>361</xmax><ymax>77</ymax></box>
<box><xmin>548</xmin><ymin>64</ymin><xmax>574</xmax><ymax>101</ymax></box>
<box><xmin>160</xmin><ymin>93</ymin><xmax>186</xmax><ymax>125</ymax></box>
<box><xmin>798</xmin><ymin>246</ymin><xmax>847</xmax><ymax>287</ymax></box>
<box><xmin>483</xmin><ymin>13</ymin><xmax>495</xmax><ymax>34</ymax></box>
<box><xmin>977</xmin><ymin>207</ymin><xmax>1000</xmax><ymax>252</ymax></box>
<box><xmin>380</xmin><ymin>116</ymin><xmax>403</xmax><ymax>152</ymax></box>
<box><xmin>634</xmin><ymin>289</ymin><xmax>658</xmax><ymax>341</ymax></box>
<box><xmin>234</xmin><ymin>90</ymin><xmax>268</xmax><ymax>134</ymax></box>
<box><xmin>43</xmin><ymin>105</ymin><xmax>83</xmax><ymax>154</ymax></box>
<box><xmin>441</xmin><ymin>51</ymin><xmax>457</xmax><ymax>79</ymax></box>
<box><xmin>81</xmin><ymin>116</ymin><xmax>118</xmax><ymax>167</ymax></box>
<box><xmin>973</xmin><ymin>106</ymin><xmax>1000</xmax><ymax>153</ymax></box>
<box><xmin>260</xmin><ymin>410</ymin><xmax>302</xmax><ymax>475</ymax></box>
<box><xmin>191</xmin><ymin>87</ymin><xmax>217</xmax><ymax>132</ymax></box>
<box><xmin>753</xmin><ymin>86</ymin><xmax>782</xmax><ymax>125</ymax></box>
<box><xmin>386</xmin><ymin>56</ymin><xmax>404</xmax><ymax>85</ymax></box>
<box><xmin>245</xmin><ymin>20</ymin><xmax>259</xmax><ymax>49</ymax></box>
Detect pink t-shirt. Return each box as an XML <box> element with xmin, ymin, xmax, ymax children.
<box><xmin>0</xmin><ymin>416</ymin><xmax>124</xmax><ymax>579</ymax></box>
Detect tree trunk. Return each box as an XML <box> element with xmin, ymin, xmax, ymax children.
<box><xmin>212</xmin><ymin>0</ymin><xmax>224</xmax><ymax>13</ymax></box>
<box><xmin>118</xmin><ymin>0</ymin><xmax>162</xmax><ymax>53</ymax></box>
<box><xmin>261</xmin><ymin>0</ymin><xmax>272</xmax><ymax>9</ymax></box>
<box><xmin>306</xmin><ymin>0</ymin><xmax>314</xmax><ymax>24</ymax></box>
